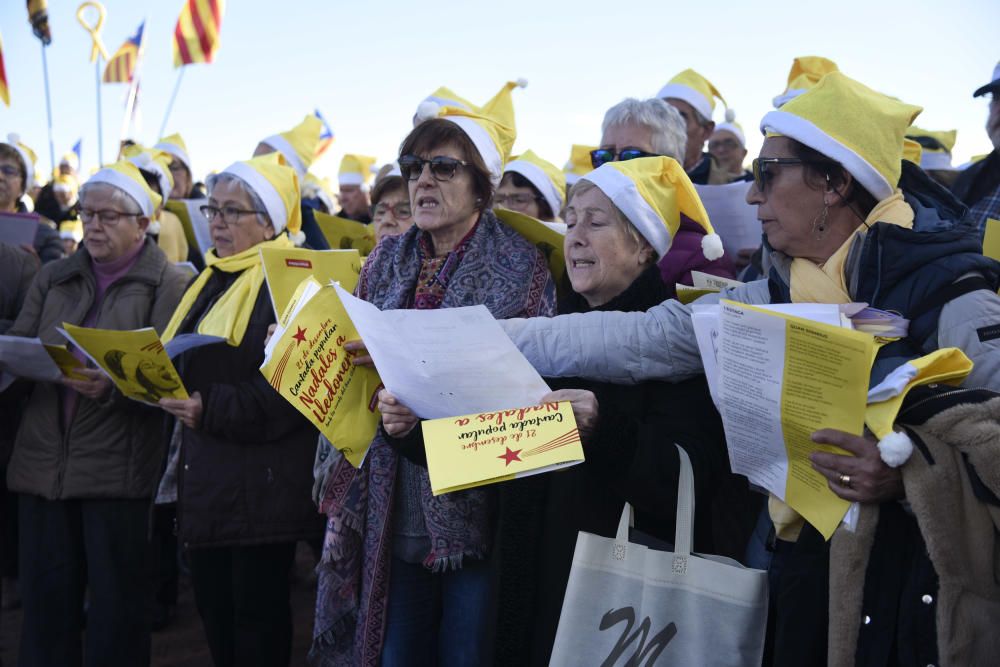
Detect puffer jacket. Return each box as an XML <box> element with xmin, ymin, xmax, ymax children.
<box><xmin>6</xmin><ymin>238</ymin><xmax>189</xmax><ymax>499</ymax></box>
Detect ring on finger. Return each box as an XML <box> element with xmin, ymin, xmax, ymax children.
<box><xmin>838</xmin><ymin>473</ymin><xmax>853</xmax><ymax>489</ymax></box>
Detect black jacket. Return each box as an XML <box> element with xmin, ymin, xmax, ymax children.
<box><xmin>173</xmin><ymin>269</ymin><xmax>322</xmax><ymax>549</ymax></box>
<box><xmin>951</xmin><ymin>147</ymin><xmax>1000</xmax><ymax>210</ymax></box>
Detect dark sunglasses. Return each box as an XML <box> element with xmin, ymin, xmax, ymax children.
<box><xmin>589</xmin><ymin>147</ymin><xmax>660</xmax><ymax>169</ymax></box>
<box><xmin>751</xmin><ymin>157</ymin><xmax>822</xmax><ymax>192</ymax></box>
<box><xmin>398</xmin><ymin>155</ymin><xmax>470</xmax><ymax>182</ymax></box>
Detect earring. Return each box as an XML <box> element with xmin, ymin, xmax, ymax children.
<box><xmin>812</xmin><ymin>202</ymin><xmax>829</xmax><ymax>236</ymax></box>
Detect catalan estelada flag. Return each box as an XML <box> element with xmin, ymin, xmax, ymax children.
<box><xmin>0</xmin><ymin>30</ymin><xmax>10</xmax><ymax>107</ymax></box>
<box><xmin>173</xmin><ymin>0</ymin><xmax>225</xmax><ymax>67</ymax></box>
<box><xmin>103</xmin><ymin>21</ymin><xmax>145</xmax><ymax>84</ymax></box>
<box><xmin>315</xmin><ymin>109</ymin><xmax>335</xmax><ymax>157</ymax></box>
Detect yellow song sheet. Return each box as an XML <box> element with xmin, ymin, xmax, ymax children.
<box><xmin>313</xmin><ymin>211</ymin><xmax>376</xmax><ymax>257</ymax></box>
<box><xmin>260</xmin><ymin>246</ymin><xmax>362</xmax><ymax>319</ymax></box>
<box><xmin>59</xmin><ymin>324</ymin><xmax>189</xmax><ymax>405</ymax></box>
<box><xmin>421</xmin><ymin>402</ymin><xmax>585</xmax><ymax>496</ymax></box>
<box><xmin>984</xmin><ymin>218</ymin><xmax>1000</xmax><ymax>262</ymax></box>
<box><xmin>42</xmin><ymin>344</ymin><xmax>88</xmax><ymax>380</ymax></box>
<box><xmin>714</xmin><ymin>300</ymin><xmax>874</xmax><ymax>539</ymax></box>
<box><xmin>260</xmin><ymin>278</ymin><xmax>382</xmax><ymax>467</ymax></box>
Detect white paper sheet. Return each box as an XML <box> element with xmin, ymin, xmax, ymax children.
<box><xmin>333</xmin><ymin>284</ymin><xmax>551</xmax><ymax>419</ymax></box>
<box><xmin>0</xmin><ymin>335</ymin><xmax>63</xmax><ymax>389</ymax></box>
<box><xmin>183</xmin><ymin>200</ymin><xmax>213</xmax><ymax>257</ymax></box>
<box><xmin>694</xmin><ymin>181</ymin><xmax>761</xmax><ymax>257</ymax></box>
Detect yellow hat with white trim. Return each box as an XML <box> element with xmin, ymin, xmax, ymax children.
<box><xmin>338</xmin><ymin>154</ymin><xmax>378</xmax><ymax>189</ymax></box>
<box><xmin>714</xmin><ymin>109</ymin><xmax>746</xmax><ymax>147</ymax></box>
<box><xmin>564</xmin><ymin>144</ymin><xmax>597</xmax><ymax>185</ymax></box>
<box><xmin>154</xmin><ymin>132</ymin><xmax>192</xmax><ymax>175</ymax></box>
<box><xmin>656</xmin><ymin>69</ymin><xmax>726</xmax><ymax>121</ymax></box>
<box><xmin>505</xmin><ymin>150</ymin><xmax>566</xmax><ymax>216</ymax></box>
<box><xmin>122</xmin><ymin>144</ymin><xmax>175</xmax><ymax>203</ymax></box>
<box><xmin>901</xmin><ymin>139</ymin><xmax>923</xmax><ymax>166</ymax></box>
<box><xmin>581</xmin><ymin>156</ymin><xmax>723</xmax><ymax>260</ymax></box>
<box><xmin>761</xmin><ymin>72</ymin><xmax>922</xmax><ymax>201</ymax></box>
<box><xmin>417</xmin><ymin>86</ymin><xmax>477</xmax><ymax>116</ymax></box>
<box><xmin>217</xmin><ymin>153</ymin><xmax>302</xmax><ymax>239</ymax></box>
<box><xmin>772</xmin><ymin>56</ymin><xmax>840</xmax><ymax>108</ymax></box>
<box><xmin>259</xmin><ymin>115</ymin><xmax>322</xmax><ymax>178</ymax></box>
<box><xmin>86</xmin><ymin>160</ymin><xmax>163</xmax><ymax>217</ymax></box>
<box><xmin>905</xmin><ymin>127</ymin><xmax>958</xmax><ymax>171</ymax></box>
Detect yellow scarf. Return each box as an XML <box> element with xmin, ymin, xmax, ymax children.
<box><xmin>162</xmin><ymin>236</ymin><xmax>293</xmax><ymax>346</ymax></box>
<box><xmin>771</xmin><ymin>191</ymin><xmax>914</xmax><ymax>541</ymax></box>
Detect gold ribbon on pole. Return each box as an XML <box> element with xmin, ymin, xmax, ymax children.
<box><xmin>75</xmin><ymin>1</ymin><xmax>108</xmax><ymax>63</ymax></box>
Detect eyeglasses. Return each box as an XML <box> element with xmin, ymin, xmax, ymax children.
<box><xmin>751</xmin><ymin>158</ymin><xmax>822</xmax><ymax>192</ymax></box>
<box><xmin>199</xmin><ymin>205</ymin><xmax>264</xmax><ymax>226</ymax></box>
<box><xmin>494</xmin><ymin>193</ymin><xmax>543</xmax><ymax>208</ymax></box>
<box><xmin>589</xmin><ymin>148</ymin><xmax>660</xmax><ymax>169</ymax></box>
<box><xmin>167</xmin><ymin>161</ymin><xmax>187</xmax><ymax>174</ymax></box>
<box><xmin>398</xmin><ymin>155</ymin><xmax>470</xmax><ymax>182</ymax></box>
<box><xmin>708</xmin><ymin>138</ymin><xmax>741</xmax><ymax>152</ymax></box>
<box><xmin>80</xmin><ymin>208</ymin><xmax>140</xmax><ymax>226</ymax></box>
<box><xmin>0</xmin><ymin>165</ymin><xmax>21</xmax><ymax>178</ymax></box>
<box><xmin>372</xmin><ymin>201</ymin><xmax>412</xmax><ymax>220</ymax></box>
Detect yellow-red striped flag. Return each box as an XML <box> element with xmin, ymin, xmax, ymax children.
<box><xmin>173</xmin><ymin>0</ymin><xmax>225</xmax><ymax>68</ymax></box>
<box><xmin>103</xmin><ymin>21</ymin><xmax>145</xmax><ymax>84</ymax></box>
<box><xmin>0</xmin><ymin>31</ymin><xmax>9</xmax><ymax>106</ymax></box>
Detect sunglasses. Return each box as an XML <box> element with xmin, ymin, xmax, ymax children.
<box><xmin>751</xmin><ymin>157</ymin><xmax>822</xmax><ymax>192</ymax></box>
<box><xmin>398</xmin><ymin>155</ymin><xmax>470</xmax><ymax>182</ymax></box>
<box><xmin>589</xmin><ymin>147</ymin><xmax>660</xmax><ymax>169</ymax></box>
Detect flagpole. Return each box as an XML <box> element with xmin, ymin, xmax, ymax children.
<box><xmin>40</xmin><ymin>43</ymin><xmax>57</xmax><ymax>178</ymax></box>
<box><xmin>158</xmin><ymin>67</ymin><xmax>185</xmax><ymax>139</ymax></box>
<box><xmin>95</xmin><ymin>57</ymin><xmax>104</xmax><ymax>165</ymax></box>
<box><xmin>120</xmin><ymin>74</ymin><xmax>139</xmax><ymax>144</ymax></box>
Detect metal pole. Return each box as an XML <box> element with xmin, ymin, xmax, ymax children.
<box><xmin>158</xmin><ymin>67</ymin><xmax>185</xmax><ymax>139</ymax></box>
<box><xmin>95</xmin><ymin>58</ymin><xmax>104</xmax><ymax>165</ymax></box>
<box><xmin>40</xmin><ymin>44</ymin><xmax>57</xmax><ymax>179</ymax></box>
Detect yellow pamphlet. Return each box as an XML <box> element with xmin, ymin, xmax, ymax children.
<box><xmin>260</xmin><ymin>278</ymin><xmax>382</xmax><ymax>467</ymax></box>
<box><xmin>165</xmin><ymin>199</ymin><xmax>211</xmax><ymax>259</ymax></box>
<box><xmin>260</xmin><ymin>246</ymin><xmax>362</xmax><ymax>319</ymax></box>
<box><xmin>493</xmin><ymin>207</ymin><xmax>567</xmax><ymax>295</ymax></box>
<box><xmin>984</xmin><ymin>218</ymin><xmax>1000</xmax><ymax>262</ymax></box>
<box><xmin>59</xmin><ymin>324</ymin><xmax>189</xmax><ymax>405</ymax></box>
<box><xmin>314</xmin><ymin>211</ymin><xmax>376</xmax><ymax>257</ymax></box>
<box><xmin>676</xmin><ymin>271</ymin><xmax>744</xmax><ymax>304</ymax></box>
<box><xmin>421</xmin><ymin>402</ymin><xmax>585</xmax><ymax>496</ymax></box>
<box><xmin>43</xmin><ymin>345</ymin><xmax>88</xmax><ymax>380</ymax></box>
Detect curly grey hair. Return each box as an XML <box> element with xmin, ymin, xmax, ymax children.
<box><xmin>601</xmin><ymin>98</ymin><xmax>688</xmax><ymax>161</ymax></box>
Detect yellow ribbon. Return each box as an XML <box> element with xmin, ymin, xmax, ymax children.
<box><xmin>76</xmin><ymin>2</ymin><xmax>109</xmax><ymax>63</ymax></box>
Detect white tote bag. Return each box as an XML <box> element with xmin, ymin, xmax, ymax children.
<box><xmin>549</xmin><ymin>445</ymin><xmax>768</xmax><ymax>666</ymax></box>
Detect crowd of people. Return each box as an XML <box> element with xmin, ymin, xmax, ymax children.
<box><xmin>0</xmin><ymin>55</ymin><xmax>999</xmax><ymax>667</ymax></box>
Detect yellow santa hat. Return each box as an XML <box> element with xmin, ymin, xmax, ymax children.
<box><xmin>417</xmin><ymin>85</ymin><xmax>477</xmax><ymax>115</ymax></box>
<box><xmin>761</xmin><ymin>72</ymin><xmax>922</xmax><ymax>201</ymax></box>
<box><xmin>656</xmin><ymin>69</ymin><xmax>726</xmax><ymax>121</ymax></box>
<box><xmin>5</xmin><ymin>133</ymin><xmax>37</xmax><ymax>190</ymax></box>
<box><xmin>414</xmin><ymin>85</ymin><xmax>521</xmax><ymax>186</ymax></box>
<box><xmin>86</xmin><ymin>160</ymin><xmax>162</xmax><ymax>217</ymax></box>
<box><xmin>260</xmin><ymin>115</ymin><xmax>322</xmax><ymax>178</ymax></box>
<box><xmin>772</xmin><ymin>56</ymin><xmax>840</xmax><ymax>108</ymax></box>
<box><xmin>564</xmin><ymin>144</ymin><xmax>597</xmax><ymax>186</ymax></box>
<box><xmin>581</xmin><ymin>156</ymin><xmax>723</xmax><ymax>260</ymax></box>
<box><xmin>714</xmin><ymin>109</ymin><xmax>746</xmax><ymax>147</ymax></box>
<box><xmin>901</xmin><ymin>139</ymin><xmax>923</xmax><ymax>166</ymax></box>
<box><xmin>154</xmin><ymin>133</ymin><xmax>192</xmax><ymax>175</ymax></box>
<box><xmin>504</xmin><ymin>150</ymin><xmax>566</xmax><ymax>216</ymax></box>
<box><xmin>338</xmin><ymin>154</ymin><xmax>378</xmax><ymax>189</ymax></box>
<box><xmin>414</xmin><ymin>79</ymin><xmax>527</xmax><ymax>128</ymax></box>
<box><xmin>122</xmin><ymin>144</ymin><xmax>174</xmax><ymax>203</ymax></box>
<box><xmin>905</xmin><ymin>127</ymin><xmax>958</xmax><ymax>171</ymax></box>
<box><xmin>59</xmin><ymin>151</ymin><xmax>79</xmax><ymax>171</ymax></box>
<box><xmin>218</xmin><ymin>153</ymin><xmax>302</xmax><ymax>239</ymax></box>
<box><xmin>52</xmin><ymin>172</ymin><xmax>79</xmax><ymax>199</ymax></box>
<box><xmin>59</xmin><ymin>217</ymin><xmax>83</xmax><ymax>242</ymax></box>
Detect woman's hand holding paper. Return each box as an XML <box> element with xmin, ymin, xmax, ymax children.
<box><xmin>345</xmin><ymin>340</ymin><xmax>374</xmax><ymax>368</ymax></box>
<box><xmin>62</xmin><ymin>367</ymin><xmax>112</xmax><ymax>401</ymax></box>
<box><xmin>378</xmin><ymin>390</ymin><xmax>419</xmax><ymax>437</ymax></box>
<box><xmin>809</xmin><ymin>428</ymin><xmax>904</xmax><ymax>504</ymax></box>
<box><xmin>160</xmin><ymin>391</ymin><xmax>204</xmax><ymax>430</ymax></box>
<box><xmin>540</xmin><ymin>389</ymin><xmax>599</xmax><ymax>440</ymax></box>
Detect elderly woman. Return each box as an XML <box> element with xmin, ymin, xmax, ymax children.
<box><xmin>503</xmin><ymin>73</ymin><xmax>1000</xmax><ymax>666</ymax></box>
<box><xmin>0</xmin><ymin>136</ymin><xmax>63</xmax><ymax>263</ymax></box>
<box><xmin>591</xmin><ymin>98</ymin><xmax>736</xmax><ymax>290</ymax></box>
<box><xmin>157</xmin><ymin>154</ymin><xmax>320</xmax><ymax>667</ymax></box>
<box><xmin>4</xmin><ymin>161</ymin><xmax>188</xmax><ymax>665</ymax></box>
<box><xmin>493</xmin><ymin>156</ymin><xmax>735</xmax><ymax>665</ymax></box>
<box><xmin>495</xmin><ymin>150</ymin><xmax>565</xmax><ymax>222</ymax></box>
<box><xmin>311</xmin><ymin>101</ymin><xmax>556</xmax><ymax>666</ymax></box>
<box><xmin>369</xmin><ymin>168</ymin><xmax>414</xmax><ymax>242</ymax></box>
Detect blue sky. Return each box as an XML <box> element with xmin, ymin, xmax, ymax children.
<box><xmin>1</xmin><ymin>0</ymin><xmax>997</xmax><ymax>181</ymax></box>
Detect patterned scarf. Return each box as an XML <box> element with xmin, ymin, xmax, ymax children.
<box><xmin>309</xmin><ymin>210</ymin><xmax>556</xmax><ymax>667</ymax></box>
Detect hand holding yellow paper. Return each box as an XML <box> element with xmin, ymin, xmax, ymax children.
<box><xmin>313</xmin><ymin>211</ymin><xmax>376</xmax><ymax>257</ymax></box>
<box><xmin>59</xmin><ymin>324</ymin><xmax>189</xmax><ymax>405</ymax></box>
<box><xmin>260</xmin><ymin>278</ymin><xmax>382</xmax><ymax>467</ymax></box>
<box><xmin>422</xmin><ymin>402</ymin><xmax>585</xmax><ymax>496</ymax></box>
<box><xmin>260</xmin><ymin>246</ymin><xmax>362</xmax><ymax>319</ymax></box>
<box><xmin>43</xmin><ymin>345</ymin><xmax>88</xmax><ymax>380</ymax></box>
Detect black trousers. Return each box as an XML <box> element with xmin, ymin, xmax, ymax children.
<box><xmin>189</xmin><ymin>541</ymin><xmax>297</xmax><ymax>667</ymax></box>
<box><xmin>17</xmin><ymin>494</ymin><xmax>152</xmax><ymax>667</ymax></box>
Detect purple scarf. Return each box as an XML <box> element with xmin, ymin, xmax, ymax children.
<box><xmin>309</xmin><ymin>211</ymin><xmax>556</xmax><ymax>666</ymax></box>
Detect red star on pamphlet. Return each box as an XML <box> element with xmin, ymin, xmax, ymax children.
<box><xmin>292</xmin><ymin>326</ymin><xmax>308</xmax><ymax>345</ymax></box>
<box><xmin>498</xmin><ymin>447</ymin><xmax>522</xmax><ymax>466</ymax></box>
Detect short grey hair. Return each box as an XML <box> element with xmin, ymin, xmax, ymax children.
<box><xmin>601</xmin><ymin>98</ymin><xmax>687</xmax><ymax>161</ymax></box>
<box><xmin>79</xmin><ymin>181</ymin><xmax>143</xmax><ymax>216</ymax></box>
<box><xmin>206</xmin><ymin>172</ymin><xmax>272</xmax><ymax>229</ymax></box>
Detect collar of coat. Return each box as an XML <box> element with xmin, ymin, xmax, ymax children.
<box><xmin>49</xmin><ymin>236</ymin><xmax>169</xmax><ymax>288</ymax></box>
